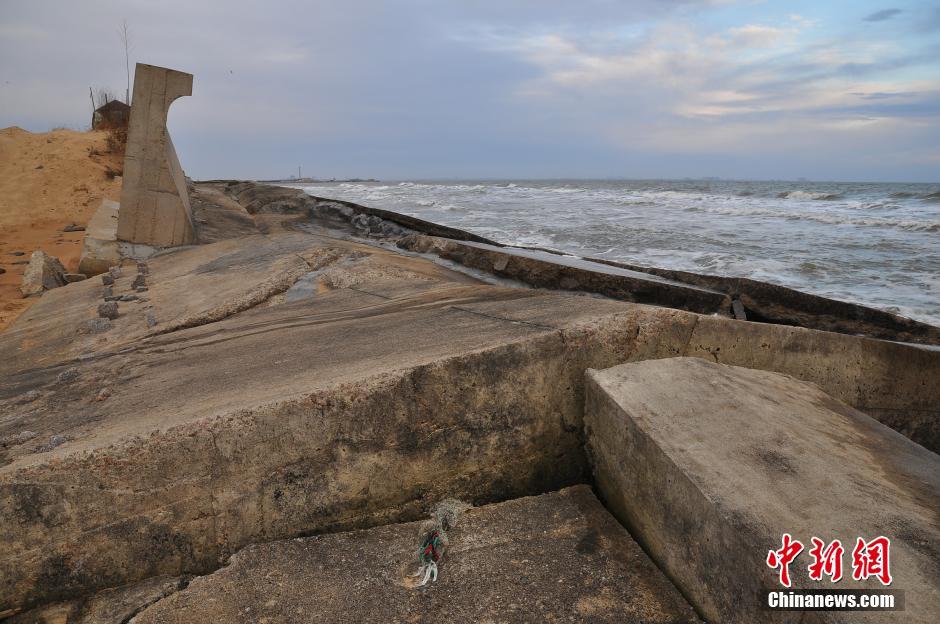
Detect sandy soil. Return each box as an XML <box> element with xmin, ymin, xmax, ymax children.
<box><xmin>0</xmin><ymin>126</ymin><xmax>122</xmax><ymax>332</ymax></box>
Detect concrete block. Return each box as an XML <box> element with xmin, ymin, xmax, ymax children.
<box><xmin>116</xmin><ymin>63</ymin><xmax>194</xmax><ymax>248</ymax></box>
<box><xmin>585</xmin><ymin>357</ymin><xmax>940</xmax><ymax>623</ymax></box>
<box><xmin>78</xmin><ymin>199</ymin><xmax>122</xmax><ymax>276</ymax></box>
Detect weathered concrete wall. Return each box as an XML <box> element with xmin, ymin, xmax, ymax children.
<box><xmin>586</xmin><ymin>256</ymin><xmax>940</xmax><ymax>346</ymax></box>
<box><xmin>585</xmin><ymin>358</ymin><xmax>940</xmax><ymax>623</ymax></box>
<box><xmin>116</xmin><ymin>63</ymin><xmax>194</xmax><ymax>247</ymax></box>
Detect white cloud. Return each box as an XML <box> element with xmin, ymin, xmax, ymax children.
<box><xmin>727</xmin><ymin>24</ymin><xmax>787</xmax><ymax>47</ymax></box>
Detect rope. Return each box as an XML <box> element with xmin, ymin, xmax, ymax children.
<box><xmin>411</xmin><ymin>498</ymin><xmax>468</xmax><ymax>587</ymax></box>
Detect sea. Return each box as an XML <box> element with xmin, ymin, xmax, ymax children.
<box><xmin>292</xmin><ymin>179</ymin><xmax>940</xmax><ymax>326</ymax></box>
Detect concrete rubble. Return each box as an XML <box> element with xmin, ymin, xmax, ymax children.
<box><xmin>19</xmin><ymin>250</ymin><xmax>67</xmax><ymax>297</ymax></box>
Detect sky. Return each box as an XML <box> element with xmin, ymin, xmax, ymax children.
<box><xmin>1</xmin><ymin>0</ymin><xmax>939</xmax><ymax>181</ymax></box>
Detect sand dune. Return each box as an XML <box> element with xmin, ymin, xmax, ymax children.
<box><xmin>0</xmin><ymin>126</ymin><xmax>122</xmax><ymax>331</ymax></box>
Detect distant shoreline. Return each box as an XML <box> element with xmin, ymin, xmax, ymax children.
<box><xmin>258</xmin><ymin>178</ymin><xmax>379</xmax><ymax>184</ymax></box>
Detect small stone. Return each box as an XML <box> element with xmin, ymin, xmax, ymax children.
<box><xmin>101</xmin><ymin>273</ymin><xmax>115</xmax><ymax>286</ymax></box>
<box><xmin>63</xmin><ymin>223</ymin><xmax>86</xmax><ymax>232</ymax></box>
<box><xmin>64</xmin><ymin>273</ymin><xmax>87</xmax><ymax>283</ymax></box>
<box><xmin>135</xmin><ymin>286</ymin><xmax>149</xmax><ymax>293</ymax></box>
<box><xmin>108</xmin><ymin>266</ymin><xmax>123</xmax><ymax>279</ymax></box>
<box><xmin>10</xmin><ymin>251</ymin><xmax>25</xmax><ymax>256</ymax></box>
<box><xmin>39</xmin><ymin>434</ymin><xmax>68</xmax><ymax>452</ymax></box>
<box><xmin>136</xmin><ymin>261</ymin><xmax>150</xmax><ymax>276</ymax></box>
<box><xmin>104</xmin><ymin>295</ymin><xmax>121</xmax><ymax>302</ymax></box>
<box><xmin>56</xmin><ymin>367</ymin><xmax>80</xmax><ymax>383</ymax></box>
<box><xmin>15</xmin><ymin>390</ymin><xmax>41</xmax><ymax>405</ymax></box>
<box><xmin>146</xmin><ymin>312</ymin><xmax>158</xmax><ymax>328</ymax></box>
<box><xmin>119</xmin><ymin>294</ymin><xmax>139</xmax><ymax>302</ymax></box>
<box><xmin>102</xmin><ymin>285</ymin><xmax>113</xmax><ymax>298</ymax></box>
<box><xmin>85</xmin><ymin>317</ymin><xmax>112</xmax><ymax>333</ymax></box>
<box><xmin>95</xmin><ymin>387</ymin><xmax>112</xmax><ymax>401</ymax></box>
<box><xmin>132</xmin><ymin>274</ymin><xmax>147</xmax><ymax>289</ymax></box>
<box><xmin>97</xmin><ymin>301</ymin><xmax>119</xmax><ymax>320</ymax></box>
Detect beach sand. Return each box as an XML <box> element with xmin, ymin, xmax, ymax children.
<box><xmin>0</xmin><ymin>127</ymin><xmax>122</xmax><ymax>332</ymax></box>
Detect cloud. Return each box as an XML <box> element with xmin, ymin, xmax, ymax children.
<box><xmin>863</xmin><ymin>9</ymin><xmax>902</xmax><ymax>22</ymax></box>
<box><xmin>727</xmin><ymin>25</ymin><xmax>787</xmax><ymax>47</ymax></box>
<box><xmin>1</xmin><ymin>0</ymin><xmax>938</xmax><ymax>181</ymax></box>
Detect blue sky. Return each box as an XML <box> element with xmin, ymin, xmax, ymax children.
<box><xmin>1</xmin><ymin>0</ymin><xmax>938</xmax><ymax>181</ymax></box>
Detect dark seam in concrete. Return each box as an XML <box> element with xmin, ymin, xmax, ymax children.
<box><xmin>448</xmin><ymin>305</ymin><xmax>558</xmax><ymax>331</ymax></box>
<box><xmin>345</xmin><ymin>286</ymin><xmax>392</xmax><ymax>300</ymax></box>
<box><xmin>857</xmin><ymin>406</ymin><xmax>939</xmax><ymax>413</ymax></box>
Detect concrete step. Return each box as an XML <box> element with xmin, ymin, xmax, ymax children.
<box><xmin>585</xmin><ymin>357</ymin><xmax>940</xmax><ymax>623</ymax></box>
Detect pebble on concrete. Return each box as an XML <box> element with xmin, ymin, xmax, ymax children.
<box><xmin>85</xmin><ymin>318</ymin><xmax>112</xmax><ymax>333</ymax></box>
<box><xmin>98</xmin><ymin>301</ymin><xmax>119</xmax><ymax>320</ymax></box>
<box><xmin>56</xmin><ymin>368</ymin><xmax>79</xmax><ymax>383</ymax></box>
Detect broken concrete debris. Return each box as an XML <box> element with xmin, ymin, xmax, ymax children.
<box><xmin>19</xmin><ymin>250</ymin><xmax>67</xmax><ymax>296</ymax></box>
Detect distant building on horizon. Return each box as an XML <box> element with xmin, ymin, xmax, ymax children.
<box><xmin>92</xmin><ymin>99</ymin><xmax>130</xmax><ymax>130</ymax></box>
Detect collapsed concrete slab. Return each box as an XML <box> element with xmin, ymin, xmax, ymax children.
<box><xmin>116</xmin><ymin>64</ymin><xmax>194</xmax><ymax>248</ymax></box>
<box><xmin>131</xmin><ymin>486</ymin><xmax>700</xmax><ymax>623</ymax></box>
<box><xmin>585</xmin><ymin>357</ymin><xmax>940</xmax><ymax>623</ymax></box>
<box><xmin>399</xmin><ymin>234</ymin><xmax>731</xmax><ymax>315</ymax></box>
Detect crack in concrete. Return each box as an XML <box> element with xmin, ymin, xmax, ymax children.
<box><xmin>448</xmin><ymin>305</ymin><xmax>558</xmax><ymax>332</ymax></box>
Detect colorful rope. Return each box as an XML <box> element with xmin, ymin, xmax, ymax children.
<box><xmin>412</xmin><ymin>499</ymin><xmax>468</xmax><ymax>587</ymax></box>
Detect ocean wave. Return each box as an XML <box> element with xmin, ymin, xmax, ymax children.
<box><xmin>777</xmin><ymin>190</ymin><xmax>844</xmax><ymax>200</ymax></box>
<box><xmin>922</xmin><ymin>191</ymin><xmax>940</xmax><ymax>202</ymax></box>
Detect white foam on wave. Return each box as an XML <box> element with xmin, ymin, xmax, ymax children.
<box><xmin>778</xmin><ymin>190</ymin><xmax>843</xmax><ymax>200</ymax></box>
